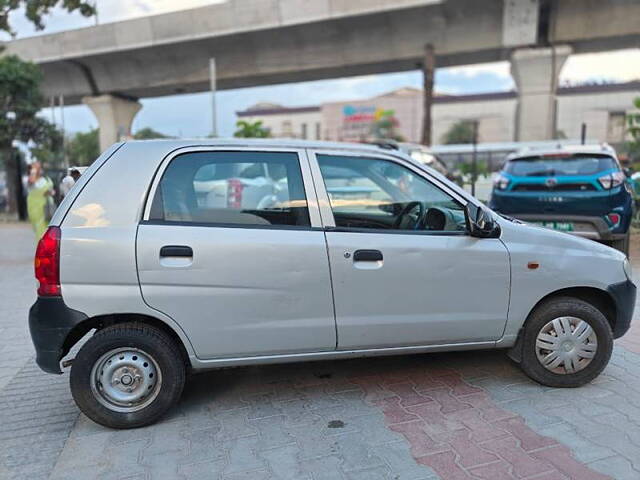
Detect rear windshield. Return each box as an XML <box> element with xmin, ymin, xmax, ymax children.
<box><xmin>504</xmin><ymin>154</ymin><xmax>617</xmax><ymax>177</ymax></box>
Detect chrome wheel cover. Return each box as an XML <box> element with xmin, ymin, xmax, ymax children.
<box><xmin>535</xmin><ymin>316</ymin><xmax>598</xmax><ymax>374</ymax></box>
<box><xmin>90</xmin><ymin>347</ymin><xmax>162</xmax><ymax>413</ymax></box>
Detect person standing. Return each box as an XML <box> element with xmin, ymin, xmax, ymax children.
<box><xmin>27</xmin><ymin>161</ymin><xmax>54</xmax><ymax>240</ymax></box>
<box><xmin>60</xmin><ymin>168</ymin><xmax>81</xmax><ymax>198</ymax></box>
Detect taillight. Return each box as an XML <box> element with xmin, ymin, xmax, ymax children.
<box><xmin>493</xmin><ymin>173</ymin><xmax>510</xmax><ymax>190</ymax></box>
<box><xmin>35</xmin><ymin>226</ymin><xmax>61</xmax><ymax>296</ymax></box>
<box><xmin>227</xmin><ymin>179</ymin><xmax>244</xmax><ymax>208</ymax></box>
<box><xmin>598</xmin><ymin>171</ymin><xmax>625</xmax><ymax>189</ymax></box>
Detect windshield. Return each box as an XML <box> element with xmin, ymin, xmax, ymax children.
<box><xmin>504</xmin><ymin>154</ymin><xmax>617</xmax><ymax>177</ymax></box>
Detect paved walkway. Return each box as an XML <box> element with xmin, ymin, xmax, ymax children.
<box><xmin>1</xmin><ymin>223</ymin><xmax>639</xmax><ymax>479</ymax></box>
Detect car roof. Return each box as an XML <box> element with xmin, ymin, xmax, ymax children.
<box><xmin>507</xmin><ymin>143</ymin><xmax>617</xmax><ymax>161</ymax></box>
<box><xmin>123</xmin><ymin>137</ymin><xmax>399</xmax><ymax>155</ymax></box>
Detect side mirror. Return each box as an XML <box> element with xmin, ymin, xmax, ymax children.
<box><xmin>624</xmin><ymin>167</ymin><xmax>633</xmax><ymax>178</ymax></box>
<box><xmin>465</xmin><ymin>203</ymin><xmax>500</xmax><ymax>238</ymax></box>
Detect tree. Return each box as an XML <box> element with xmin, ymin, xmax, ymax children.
<box><xmin>134</xmin><ymin>127</ymin><xmax>172</xmax><ymax>140</ymax></box>
<box><xmin>441</xmin><ymin>120</ymin><xmax>477</xmax><ymax>145</ymax></box>
<box><xmin>459</xmin><ymin>160</ymin><xmax>489</xmax><ymax>179</ymax></box>
<box><xmin>65</xmin><ymin>128</ymin><xmax>99</xmax><ymax>167</ymax></box>
<box><xmin>1</xmin><ymin>0</ymin><xmax>95</xmax><ymax>37</ymax></box>
<box><xmin>627</xmin><ymin>97</ymin><xmax>640</xmax><ymax>162</ymax></box>
<box><xmin>234</xmin><ymin>120</ymin><xmax>271</xmax><ymax>138</ymax></box>
<box><xmin>371</xmin><ymin>110</ymin><xmax>405</xmax><ymax>142</ymax></box>
<box><xmin>0</xmin><ymin>54</ymin><xmax>59</xmax><ymax>217</ymax></box>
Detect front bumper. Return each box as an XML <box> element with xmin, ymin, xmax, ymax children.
<box><xmin>505</xmin><ymin>214</ymin><xmax>626</xmax><ymax>241</ymax></box>
<box><xmin>608</xmin><ymin>279</ymin><xmax>636</xmax><ymax>339</ymax></box>
<box><xmin>29</xmin><ymin>297</ymin><xmax>88</xmax><ymax>374</ymax></box>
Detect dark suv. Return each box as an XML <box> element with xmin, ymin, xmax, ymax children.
<box><xmin>489</xmin><ymin>145</ymin><xmax>633</xmax><ymax>254</ymax></box>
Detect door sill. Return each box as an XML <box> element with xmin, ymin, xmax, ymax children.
<box><xmin>189</xmin><ymin>340</ymin><xmax>497</xmax><ymax>370</ymax></box>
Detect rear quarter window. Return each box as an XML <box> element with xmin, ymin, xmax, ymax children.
<box><xmin>149</xmin><ymin>151</ymin><xmax>310</xmax><ymax>227</ymax></box>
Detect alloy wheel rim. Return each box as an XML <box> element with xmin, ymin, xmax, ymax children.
<box><xmin>90</xmin><ymin>347</ymin><xmax>162</xmax><ymax>413</ymax></box>
<box><xmin>535</xmin><ymin>316</ymin><xmax>598</xmax><ymax>374</ymax></box>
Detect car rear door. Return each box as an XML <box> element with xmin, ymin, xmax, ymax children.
<box><xmin>308</xmin><ymin>149</ymin><xmax>511</xmax><ymax>349</ymax></box>
<box><xmin>136</xmin><ymin>147</ymin><xmax>336</xmax><ymax>359</ymax></box>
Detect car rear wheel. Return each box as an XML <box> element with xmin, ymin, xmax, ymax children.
<box><xmin>519</xmin><ymin>296</ymin><xmax>613</xmax><ymax>388</ymax></box>
<box><xmin>70</xmin><ymin>322</ymin><xmax>185</xmax><ymax>429</ymax></box>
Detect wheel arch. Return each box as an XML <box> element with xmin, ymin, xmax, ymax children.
<box><xmin>507</xmin><ymin>286</ymin><xmax>616</xmax><ymax>363</ymax></box>
<box><xmin>63</xmin><ymin>313</ymin><xmax>192</xmax><ymax>369</ymax></box>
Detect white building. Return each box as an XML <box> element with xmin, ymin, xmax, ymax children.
<box><xmin>236</xmin><ymin>102</ymin><xmax>322</xmax><ymax>140</ymax></box>
<box><xmin>236</xmin><ymin>81</ymin><xmax>640</xmax><ymax>146</ymax></box>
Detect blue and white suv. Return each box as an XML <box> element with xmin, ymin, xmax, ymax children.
<box><xmin>489</xmin><ymin>145</ymin><xmax>634</xmax><ymax>254</ymax></box>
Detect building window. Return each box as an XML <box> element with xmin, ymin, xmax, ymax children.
<box><xmin>316</xmin><ymin>122</ymin><xmax>321</xmax><ymax>140</ymax></box>
<box><xmin>607</xmin><ymin>112</ymin><xmax>626</xmax><ymax>143</ymax></box>
<box><xmin>301</xmin><ymin>123</ymin><xmax>307</xmax><ymax>139</ymax></box>
<box><xmin>282</xmin><ymin>121</ymin><xmax>292</xmax><ymax>137</ymax></box>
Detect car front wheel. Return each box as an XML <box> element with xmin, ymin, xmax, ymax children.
<box><xmin>519</xmin><ymin>296</ymin><xmax>613</xmax><ymax>388</ymax></box>
<box><xmin>70</xmin><ymin>322</ymin><xmax>186</xmax><ymax>429</ymax></box>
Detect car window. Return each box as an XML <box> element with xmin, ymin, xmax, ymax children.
<box><xmin>505</xmin><ymin>154</ymin><xmax>617</xmax><ymax>176</ymax></box>
<box><xmin>150</xmin><ymin>151</ymin><xmax>310</xmax><ymax>227</ymax></box>
<box><xmin>317</xmin><ymin>154</ymin><xmax>465</xmax><ymax>232</ymax></box>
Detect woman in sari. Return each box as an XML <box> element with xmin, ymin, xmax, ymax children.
<box><xmin>27</xmin><ymin>161</ymin><xmax>54</xmax><ymax>240</ymax></box>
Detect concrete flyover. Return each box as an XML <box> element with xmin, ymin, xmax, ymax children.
<box><xmin>2</xmin><ymin>0</ymin><xmax>640</xmax><ymax>148</ymax></box>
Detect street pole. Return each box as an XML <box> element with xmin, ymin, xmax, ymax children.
<box><xmin>471</xmin><ymin>120</ymin><xmax>478</xmax><ymax>197</ymax></box>
<box><xmin>209</xmin><ymin>58</ymin><xmax>217</xmax><ymax>138</ymax></box>
<box><xmin>59</xmin><ymin>94</ymin><xmax>68</xmax><ymax>169</ymax></box>
<box><xmin>15</xmin><ymin>149</ymin><xmax>26</xmax><ymax>221</ymax></box>
<box><xmin>421</xmin><ymin>44</ymin><xmax>435</xmax><ymax>146</ymax></box>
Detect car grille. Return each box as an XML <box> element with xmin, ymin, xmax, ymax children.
<box><xmin>512</xmin><ymin>183</ymin><xmax>596</xmax><ymax>192</ymax></box>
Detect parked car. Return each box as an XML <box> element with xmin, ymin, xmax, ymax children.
<box><xmin>30</xmin><ymin>139</ymin><xmax>635</xmax><ymax>428</ymax></box>
<box><xmin>367</xmin><ymin>140</ymin><xmax>462</xmax><ymax>184</ymax></box>
<box><xmin>398</xmin><ymin>142</ymin><xmax>464</xmax><ymax>186</ymax></box>
<box><xmin>192</xmin><ymin>161</ymin><xmax>288</xmax><ymax>212</ymax></box>
<box><xmin>489</xmin><ymin>144</ymin><xmax>634</xmax><ymax>254</ymax></box>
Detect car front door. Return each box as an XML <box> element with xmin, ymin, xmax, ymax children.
<box><xmin>137</xmin><ymin>148</ymin><xmax>336</xmax><ymax>359</ymax></box>
<box><xmin>309</xmin><ymin>150</ymin><xmax>510</xmax><ymax>349</ymax></box>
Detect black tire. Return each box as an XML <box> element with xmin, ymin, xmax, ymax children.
<box><xmin>519</xmin><ymin>296</ymin><xmax>613</xmax><ymax>388</ymax></box>
<box><xmin>608</xmin><ymin>233</ymin><xmax>630</xmax><ymax>256</ymax></box>
<box><xmin>70</xmin><ymin>322</ymin><xmax>186</xmax><ymax>429</ymax></box>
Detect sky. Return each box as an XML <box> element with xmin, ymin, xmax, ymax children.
<box><xmin>5</xmin><ymin>0</ymin><xmax>640</xmax><ymax>138</ymax></box>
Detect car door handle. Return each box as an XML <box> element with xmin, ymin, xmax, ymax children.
<box><xmin>353</xmin><ymin>249</ymin><xmax>383</xmax><ymax>262</ymax></box>
<box><xmin>160</xmin><ymin>245</ymin><xmax>193</xmax><ymax>257</ymax></box>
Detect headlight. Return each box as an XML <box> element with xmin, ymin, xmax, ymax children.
<box><xmin>623</xmin><ymin>258</ymin><xmax>633</xmax><ymax>282</ymax></box>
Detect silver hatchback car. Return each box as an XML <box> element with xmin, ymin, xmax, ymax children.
<box><xmin>30</xmin><ymin>139</ymin><xmax>635</xmax><ymax>428</ymax></box>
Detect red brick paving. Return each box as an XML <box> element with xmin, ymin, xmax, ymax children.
<box><xmin>359</xmin><ymin>368</ymin><xmax>613</xmax><ymax>479</ymax></box>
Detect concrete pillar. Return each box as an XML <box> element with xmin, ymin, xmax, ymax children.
<box><xmin>83</xmin><ymin>94</ymin><xmax>142</xmax><ymax>152</ymax></box>
<box><xmin>511</xmin><ymin>45</ymin><xmax>572</xmax><ymax>141</ymax></box>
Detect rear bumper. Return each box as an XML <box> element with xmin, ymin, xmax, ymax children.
<box><xmin>505</xmin><ymin>214</ymin><xmax>627</xmax><ymax>241</ymax></box>
<box><xmin>29</xmin><ymin>297</ymin><xmax>87</xmax><ymax>374</ymax></box>
<box><xmin>608</xmin><ymin>279</ymin><xmax>636</xmax><ymax>339</ymax></box>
